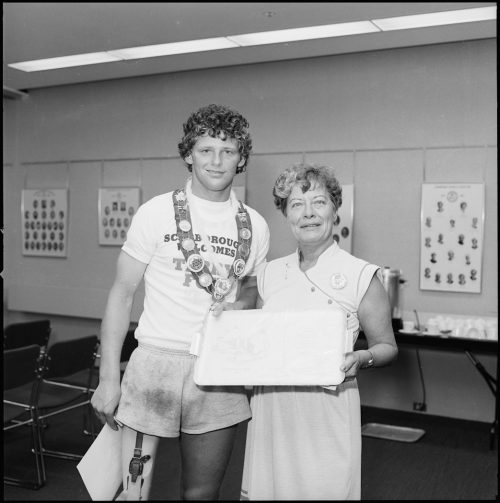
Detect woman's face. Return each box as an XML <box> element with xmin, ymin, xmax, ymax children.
<box><xmin>286</xmin><ymin>182</ymin><xmax>336</xmax><ymax>248</ymax></box>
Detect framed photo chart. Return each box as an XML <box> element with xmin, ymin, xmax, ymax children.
<box><xmin>420</xmin><ymin>183</ymin><xmax>484</xmax><ymax>293</ymax></box>
<box><xmin>98</xmin><ymin>187</ymin><xmax>141</xmax><ymax>246</ymax></box>
<box><xmin>22</xmin><ymin>188</ymin><xmax>68</xmax><ymax>257</ymax></box>
<box><xmin>333</xmin><ymin>184</ymin><xmax>353</xmax><ymax>253</ymax></box>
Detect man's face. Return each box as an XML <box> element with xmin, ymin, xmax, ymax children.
<box><xmin>185</xmin><ymin>134</ymin><xmax>245</xmax><ymax>201</ymax></box>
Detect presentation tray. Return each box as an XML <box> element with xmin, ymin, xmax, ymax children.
<box><xmin>193</xmin><ymin>309</ymin><xmax>351</xmax><ymax>386</ymax></box>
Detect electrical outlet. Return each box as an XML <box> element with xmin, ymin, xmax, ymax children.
<box><xmin>413</xmin><ymin>402</ymin><xmax>426</xmax><ymax>411</ymax></box>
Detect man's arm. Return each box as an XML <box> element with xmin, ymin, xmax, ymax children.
<box><xmin>91</xmin><ymin>251</ymin><xmax>147</xmax><ymax>430</ymax></box>
<box><xmin>232</xmin><ymin>275</ymin><xmax>259</xmax><ymax>310</ymax></box>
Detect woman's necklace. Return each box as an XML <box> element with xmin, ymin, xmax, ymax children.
<box><xmin>172</xmin><ymin>185</ymin><xmax>252</xmax><ymax>303</ymax></box>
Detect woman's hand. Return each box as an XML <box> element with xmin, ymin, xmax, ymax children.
<box><xmin>340</xmin><ymin>351</ymin><xmax>364</xmax><ymax>381</ymax></box>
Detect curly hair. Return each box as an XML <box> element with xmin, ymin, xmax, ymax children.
<box><xmin>273</xmin><ymin>163</ymin><xmax>342</xmax><ymax>215</ymax></box>
<box><xmin>178</xmin><ymin>104</ymin><xmax>252</xmax><ymax>174</ymax></box>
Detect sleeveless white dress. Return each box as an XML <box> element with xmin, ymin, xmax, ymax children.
<box><xmin>240</xmin><ymin>242</ymin><xmax>379</xmax><ymax>500</ymax></box>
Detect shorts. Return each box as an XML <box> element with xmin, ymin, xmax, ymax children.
<box><xmin>115</xmin><ymin>342</ymin><xmax>251</xmax><ymax>437</ymax></box>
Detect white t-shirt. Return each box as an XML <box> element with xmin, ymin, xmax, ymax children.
<box><xmin>122</xmin><ymin>181</ymin><xmax>270</xmax><ymax>350</ymax></box>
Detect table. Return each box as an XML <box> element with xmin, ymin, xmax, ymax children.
<box><xmin>356</xmin><ymin>332</ymin><xmax>498</xmax><ymax>448</ymax></box>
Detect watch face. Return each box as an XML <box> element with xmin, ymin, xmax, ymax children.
<box><xmin>365</xmin><ymin>351</ymin><xmax>374</xmax><ymax>368</ymax></box>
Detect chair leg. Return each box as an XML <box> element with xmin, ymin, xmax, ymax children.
<box><xmin>83</xmin><ymin>400</ymin><xmax>102</xmax><ymax>437</ymax></box>
<box><xmin>36</xmin><ymin>400</ymin><xmax>95</xmax><ymax>461</ymax></box>
<box><xmin>35</xmin><ymin>428</ymin><xmax>85</xmax><ymax>461</ymax></box>
<box><xmin>30</xmin><ymin>410</ymin><xmax>46</xmax><ymax>486</ymax></box>
<box><xmin>3</xmin><ymin>476</ymin><xmax>44</xmax><ymax>490</ymax></box>
<box><xmin>39</xmin><ymin>448</ymin><xmax>83</xmax><ymax>461</ymax></box>
<box><xmin>4</xmin><ymin>409</ymin><xmax>46</xmax><ymax>490</ymax></box>
<box><xmin>82</xmin><ymin>396</ymin><xmax>97</xmax><ymax>437</ymax></box>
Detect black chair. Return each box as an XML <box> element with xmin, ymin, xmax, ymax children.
<box><xmin>3</xmin><ymin>344</ymin><xmax>47</xmax><ymax>489</ymax></box>
<box><xmin>36</xmin><ymin>335</ymin><xmax>100</xmax><ymax>460</ymax></box>
<box><xmin>55</xmin><ymin>327</ymin><xmax>138</xmax><ymax>391</ymax></box>
<box><xmin>4</xmin><ymin>319</ymin><xmax>51</xmax><ymax>350</ymax></box>
<box><xmin>50</xmin><ymin>328</ymin><xmax>138</xmax><ymax>438</ymax></box>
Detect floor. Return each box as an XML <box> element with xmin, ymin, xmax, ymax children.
<box><xmin>3</xmin><ymin>405</ymin><xmax>498</xmax><ymax>500</ymax></box>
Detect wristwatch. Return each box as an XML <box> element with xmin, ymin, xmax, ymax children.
<box><xmin>364</xmin><ymin>350</ymin><xmax>374</xmax><ymax>368</ymax></box>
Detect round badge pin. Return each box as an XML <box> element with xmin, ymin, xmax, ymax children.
<box><xmin>182</xmin><ymin>238</ymin><xmax>195</xmax><ymax>252</ymax></box>
<box><xmin>239</xmin><ymin>228</ymin><xmax>252</xmax><ymax>240</ymax></box>
<box><xmin>198</xmin><ymin>273</ymin><xmax>213</xmax><ymax>288</ymax></box>
<box><xmin>187</xmin><ymin>254</ymin><xmax>205</xmax><ymax>273</ymax></box>
<box><xmin>330</xmin><ymin>273</ymin><xmax>347</xmax><ymax>289</ymax></box>
<box><xmin>179</xmin><ymin>219</ymin><xmax>191</xmax><ymax>232</ymax></box>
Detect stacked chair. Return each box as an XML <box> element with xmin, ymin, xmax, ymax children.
<box><xmin>3</xmin><ymin>343</ymin><xmax>48</xmax><ymax>489</ymax></box>
<box><xmin>37</xmin><ymin>335</ymin><xmax>100</xmax><ymax>459</ymax></box>
<box><xmin>49</xmin><ymin>327</ymin><xmax>138</xmax><ymax>437</ymax></box>
<box><xmin>4</xmin><ymin>321</ymin><xmax>138</xmax><ymax>489</ymax></box>
<box><xmin>4</xmin><ymin>319</ymin><xmax>51</xmax><ymax>350</ymax></box>
<box><xmin>3</xmin><ymin>319</ymin><xmax>100</xmax><ymax>489</ymax></box>
<box><xmin>3</xmin><ymin>319</ymin><xmax>52</xmax><ymax>488</ymax></box>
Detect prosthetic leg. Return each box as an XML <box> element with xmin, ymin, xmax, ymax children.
<box><xmin>115</xmin><ymin>431</ymin><xmax>151</xmax><ymax>501</ymax></box>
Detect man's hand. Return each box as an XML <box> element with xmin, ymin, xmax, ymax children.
<box><xmin>91</xmin><ymin>380</ymin><xmax>122</xmax><ymax>431</ymax></box>
<box><xmin>209</xmin><ymin>300</ymin><xmax>243</xmax><ymax>317</ymax></box>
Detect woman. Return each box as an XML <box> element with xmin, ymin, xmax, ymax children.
<box><xmin>240</xmin><ymin>163</ymin><xmax>398</xmax><ymax>500</ymax></box>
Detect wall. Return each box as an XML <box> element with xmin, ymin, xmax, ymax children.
<box><xmin>3</xmin><ymin>39</ymin><xmax>497</xmax><ymax>422</ymax></box>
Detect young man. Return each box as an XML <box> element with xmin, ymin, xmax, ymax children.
<box><xmin>91</xmin><ymin>104</ymin><xmax>270</xmax><ymax>500</ymax></box>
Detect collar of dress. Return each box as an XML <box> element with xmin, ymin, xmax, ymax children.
<box><xmin>294</xmin><ymin>240</ymin><xmax>339</xmax><ymax>268</ymax></box>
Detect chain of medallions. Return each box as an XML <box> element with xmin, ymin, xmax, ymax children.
<box><xmin>172</xmin><ymin>188</ymin><xmax>252</xmax><ymax>302</ymax></box>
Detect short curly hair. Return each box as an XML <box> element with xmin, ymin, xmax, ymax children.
<box><xmin>178</xmin><ymin>104</ymin><xmax>252</xmax><ymax>174</ymax></box>
<box><xmin>273</xmin><ymin>163</ymin><xmax>342</xmax><ymax>215</ymax></box>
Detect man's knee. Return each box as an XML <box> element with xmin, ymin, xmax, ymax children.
<box><xmin>181</xmin><ymin>483</ymin><xmax>220</xmax><ymax>501</ymax></box>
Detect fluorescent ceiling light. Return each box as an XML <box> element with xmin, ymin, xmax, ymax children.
<box><xmin>227</xmin><ymin>21</ymin><xmax>379</xmax><ymax>46</ymax></box>
<box><xmin>7</xmin><ymin>6</ymin><xmax>496</xmax><ymax>72</ymax></box>
<box><xmin>108</xmin><ymin>37</ymin><xmax>239</xmax><ymax>60</ymax></box>
<box><xmin>8</xmin><ymin>52</ymin><xmax>123</xmax><ymax>72</ymax></box>
<box><xmin>372</xmin><ymin>6</ymin><xmax>496</xmax><ymax>31</ymax></box>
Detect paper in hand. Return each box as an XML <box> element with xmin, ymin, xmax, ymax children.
<box><xmin>77</xmin><ymin>423</ymin><xmax>123</xmax><ymax>500</ymax></box>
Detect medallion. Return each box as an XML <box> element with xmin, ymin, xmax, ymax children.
<box><xmin>238</xmin><ymin>243</ymin><xmax>250</xmax><ymax>258</ymax></box>
<box><xmin>233</xmin><ymin>258</ymin><xmax>246</xmax><ymax>277</ymax></box>
<box><xmin>182</xmin><ymin>238</ymin><xmax>195</xmax><ymax>252</ymax></box>
<box><xmin>198</xmin><ymin>273</ymin><xmax>213</xmax><ymax>288</ymax></box>
<box><xmin>179</xmin><ymin>219</ymin><xmax>192</xmax><ymax>232</ymax></box>
<box><xmin>239</xmin><ymin>228</ymin><xmax>251</xmax><ymax>240</ymax></box>
<box><xmin>214</xmin><ymin>278</ymin><xmax>233</xmax><ymax>300</ymax></box>
<box><xmin>330</xmin><ymin>272</ymin><xmax>347</xmax><ymax>289</ymax></box>
<box><xmin>187</xmin><ymin>254</ymin><xmax>205</xmax><ymax>273</ymax></box>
